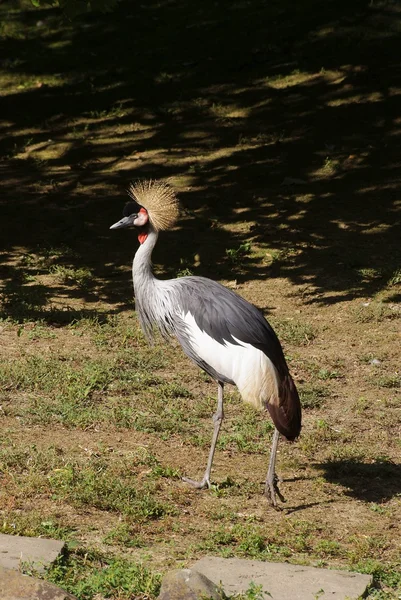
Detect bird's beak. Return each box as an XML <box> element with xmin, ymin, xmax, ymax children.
<box><xmin>110</xmin><ymin>214</ymin><xmax>137</xmax><ymax>230</ymax></box>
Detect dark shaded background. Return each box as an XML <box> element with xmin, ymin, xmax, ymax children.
<box><xmin>0</xmin><ymin>0</ymin><xmax>400</xmax><ymax>317</ymax></box>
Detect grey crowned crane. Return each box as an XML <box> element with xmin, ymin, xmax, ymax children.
<box><xmin>110</xmin><ymin>180</ymin><xmax>302</xmax><ymax>506</ymax></box>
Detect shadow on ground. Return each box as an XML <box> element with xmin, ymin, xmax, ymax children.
<box><xmin>1</xmin><ymin>0</ymin><xmax>400</xmax><ymax>319</ymax></box>
<box><xmin>319</xmin><ymin>459</ymin><xmax>401</xmax><ymax>503</ymax></box>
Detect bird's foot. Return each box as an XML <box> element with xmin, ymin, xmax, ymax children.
<box><xmin>264</xmin><ymin>473</ymin><xmax>285</xmax><ymax>509</ymax></box>
<box><xmin>182</xmin><ymin>475</ymin><xmax>211</xmax><ymax>490</ymax></box>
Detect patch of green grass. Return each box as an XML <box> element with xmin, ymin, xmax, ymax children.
<box><xmin>314</xmin><ymin>539</ymin><xmax>344</xmax><ymax>558</ymax></box>
<box><xmin>352</xmin><ymin>302</ymin><xmax>399</xmax><ymax>323</ymax></box>
<box><xmin>299</xmin><ymin>383</ymin><xmax>329</xmax><ymax>409</ymax></box>
<box><xmin>0</xmin><ymin>354</ymin><xmax>114</xmax><ymax>426</ymax></box>
<box><xmin>356</xmin><ymin>267</ymin><xmax>384</xmax><ymax>282</ymax></box>
<box><xmin>156</xmin><ymin>382</ymin><xmax>193</xmax><ymax>399</ymax></box>
<box><xmin>197</xmin><ymin>523</ymin><xmax>289</xmax><ymax>560</ymax></box>
<box><xmin>301</xmin><ymin>359</ymin><xmax>345</xmax><ymax>381</ymax></box>
<box><xmin>126</xmin><ymin>381</ymin><xmax>196</xmax><ymax>438</ymax></box>
<box><xmin>66</xmin><ymin>468</ymin><xmax>172</xmax><ymax>520</ymax></box>
<box><xmin>299</xmin><ymin>419</ymin><xmax>340</xmax><ymax>457</ymax></box>
<box><xmin>238</xmin><ymin>131</ymin><xmax>277</xmax><ymax>146</ymax></box>
<box><xmin>352</xmin><ymin>396</ymin><xmax>371</xmax><ymax>414</ymax></box>
<box><xmin>69</xmin><ymin>314</ymin><xmax>157</xmax><ymax>354</ymax></box>
<box><xmin>4</xmin><ymin>137</ymin><xmax>34</xmax><ymax>159</ymax></box>
<box><xmin>103</xmin><ymin>522</ymin><xmax>146</xmax><ymax>548</ymax></box>
<box><xmin>21</xmin><ymin>323</ymin><xmax>58</xmax><ymax>340</ymax></box>
<box><xmin>358</xmin><ymin>352</ymin><xmax>387</xmax><ymax>365</ymax></box>
<box><xmin>271</xmin><ymin>319</ymin><xmax>316</xmax><ymax>346</ymax></box>
<box><xmin>328</xmin><ymin>445</ymin><xmax>368</xmax><ymax>462</ymax></box>
<box><xmin>1</xmin><ymin>443</ymin><xmax>176</xmax><ymax>520</ymax></box>
<box><xmin>19</xmin><ymin>246</ymin><xmax>78</xmax><ymax>269</ymax></box>
<box><xmin>376</xmin><ymin>374</ymin><xmax>400</xmax><ymax>389</ymax></box>
<box><xmin>218</xmin><ymin>406</ymin><xmax>274</xmax><ymax>454</ymax></box>
<box><xmin>347</xmin><ymin>536</ymin><xmax>391</xmax><ymax>565</ymax></box>
<box><xmin>0</xmin><ymin>338</ymin><xmax>174</xmax><ymax>429</ymax></box>
<box><xmin>0</xmin><ymin>19</ymin><xmax>26</xmax><ymax>39</ymax></box>
<box><xmin>1</xmin><ymin>512</ymin><xmax>74</xmax><ymax>540</ymax></box>
<box><xmin>50</xmin><ymin>265</ymin><xmax>94</xmax><ymax>288</ymax></box>
<box><xmin>322</xmin><ymin>155</ymin><xmax>341</xmax><ymax>174</ymax></box>
<box><xmin>155</xmin><ymin>71</ymin><xmax>185</xmax><ymax>84</ymax></box>
<box><xmin>356</xmin><ymin>560</ymin><xmax>401</xmax><ymax>598</ymax></box>
<box><xmin>0</xmin><ymin>444</ymin><xmax>66</xmax><ymax>499</ymax></box>
<box><xmin>45</xmin><ymin>548</ymin><xmax>161</xmax><ymax>600</ymax></box>
<box><xmin>151</xmin><ymin>463</ymin><xmax>181</xmax><ymax>479</ymax></box>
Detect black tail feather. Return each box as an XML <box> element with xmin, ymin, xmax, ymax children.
<box><xmin>267</xmin><ymin>374</ymin><xmax>302</xmax><ymax>440</ymax></box>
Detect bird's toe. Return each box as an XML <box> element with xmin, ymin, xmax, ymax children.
<box><xmin>182</xmin><ymin>476</ymin><xmax>210</xmax><ymax>490</ymax></box>
<box><xmin>265</xmin><ymin>474</ymin><xmax>285</xmax><ymax>508</ymax></box>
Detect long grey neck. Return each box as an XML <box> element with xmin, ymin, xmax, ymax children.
<box><xmin>132</xmin><ymin>225</ymin><xmax>171</xmax><ymax>340</ymax></box>
<box><xmin>132</xmin><ymin>226</ymin><xmax>159</xmax><ymax>290</ymax></box>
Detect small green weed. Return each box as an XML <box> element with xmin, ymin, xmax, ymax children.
<box><xmin>232</xmin><ymin>581</ymin><xmax>270</xmax><ymax>599</ymax></box>
<box><xmin>356</xmin><ymin>267</ymin><xmax>384</xmax><ymax>282</ymax></box>
<box><xmin>352</xmin><ymin>396</ymin><xmax>371</xmax><ymax>413</ymax></box>
<box><xmin>317</xmin><ymin>368</ymin><xmax>342</xmax><ymax>380</ymax></box>
<box><xmin>226</xmin><ymin>243</ymin><xmax>251</xmax><ymax>266</ymax></box>
<box><xmin>369</xmin><ymin>503</ymin><xmax>387</xmax><ymax>515</ymax></box>
<box><xmin>177</xmin><ymin>267</ymin><xmax>194</xmax><ymax>277</ymax></box>
<box><xmin>387</xmin><ymin>268</ymin><xmax>401</xmax><ymax>286</ymax></box>
<box><xmin>376</xmin><ymin>374</ymin><xmax>400</xmax><ymax>389</ymax></box>
<box><xmin>299</xmin><ymin>383</ymin><xmax>328</xmax><ymax>409</ymax></box>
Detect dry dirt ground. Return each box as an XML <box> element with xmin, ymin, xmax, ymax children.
<box><xmin>0</xmin><ymin>0</ymin><xmax>400</xmax><ymax>598</ymax></box>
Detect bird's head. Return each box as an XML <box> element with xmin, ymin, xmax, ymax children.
<box><xmin>110</xmin><ymin>180</ymin><xmax>179</xmax><ymax>244</ymax></box>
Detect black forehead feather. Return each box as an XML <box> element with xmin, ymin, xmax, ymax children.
<box><xmin>123</xmin><ymin>200</ymin><xmax>141</xmax><ymax>217</ymax></box>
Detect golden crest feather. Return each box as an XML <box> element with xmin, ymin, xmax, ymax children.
<box><xmin>127</xmin><ymin>180</ymin><xmax>179</xmax><ymax>231</ymax></box>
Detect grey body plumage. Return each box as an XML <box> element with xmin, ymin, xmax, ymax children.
<box><xmin>111</xmin><ymin>180</ymin><xmax>302</xmax><ymax>505</ymax></box>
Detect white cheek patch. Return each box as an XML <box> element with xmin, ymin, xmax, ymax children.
<box><xmin>134</xmin><ymin>210</ymin><xmax>149</xmax><ymax>226</ymax></box>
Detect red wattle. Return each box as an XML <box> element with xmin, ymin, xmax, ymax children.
<box><xmin>138</xmin><ymin>232</ymin><xmax>148</xmax><ymax>244</ymax></box>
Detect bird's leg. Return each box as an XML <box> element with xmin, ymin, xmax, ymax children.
<box><xmin>183</xmin><ymin>381</ymin><xmax>224</xmax><ymax>490</ymax></box>
<box><xmin>264</xmin><ymin>428</ymin><xmax>285</xmax><ymax>507</ymax></box>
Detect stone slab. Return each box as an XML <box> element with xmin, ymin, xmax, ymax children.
<box><xmin>0</xmin><ymin>534</ymin><xmax>65</xmax><ymax>573</ymax></box>
<box><xmin>0</xmin><ymin>565</ymin><xmax>76</xmax><ymax>600</ymax></box>
<box><xmin>158</xmin><ymin>568</ymin><xmax>222</xmax><ymax>600</ymax></box>
<box><xmin>192</xmin><ymin>557</ymin><xmax>373</xmax><ymax>600</ymax></box>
